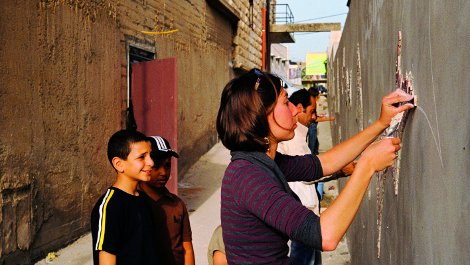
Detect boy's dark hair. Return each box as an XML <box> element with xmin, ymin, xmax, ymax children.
<box><xmin>107</xmin><ymin>129</ymin><xmax>149</xmax><ymax>166</ymax></box>
<box><xmin>216</xmin><ymin>68</ymin><xmax>282</xmax><ymax>152</ymax></box>
<box><xmin>289</xmin><ymin>89</ymin><xmax>312</xmax><ymax>109</ymax></box>
<box><xmin>308</xmin><ymin>86</ymin><xmax>320</xmax><ymax>98</ymax></box>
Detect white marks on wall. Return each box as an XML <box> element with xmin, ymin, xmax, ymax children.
<box><xmin>338</xmin><ymin>125</ymin><xmax>342</xmax><ymax>143</ymax></box>
<box><xmin>355</xmin><ymin>43</ymin><xmax>364</xmax><ymax>130</ymax></box>
<box><xmin>376</xmin><ymin>169</ymin><xmax>386</xmax><ymax>258</ymax></box>
<box><xmin>394</xmin><ymin>151</ymin><xmax>401</xmax><ymax>195</ymax></box>
<box><xmin>345</xmin><ymin>69</ymin><xmax>352</xmax><ymax>110</ymax></box>
<box><xmin>337</xmin><ymin>47</ymin><xmax>347</xmax><ymax>113</ymax></box>
<box><xmin>426</xmin><ymin>8</ymin><xmax>444</xmax><ymax>168</ymax></box>
<box><xmin>336</xmin><ymin>57</ymin><xmax>340</xmax><ymax>113</ymax></box>
<box><xmin>377</xmin><ymin>31</ymin><xmax>417</xmax><ymax>258</ymax></box>
<box><xmin>415</xmin><ymin>106</ymin><xmax>445</xmax><ymax>166</ymax></box>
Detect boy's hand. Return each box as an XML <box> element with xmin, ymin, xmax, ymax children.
<box><xmin>316</xmin><ymin>115</ymin><xmax>335</xmax><ymax>122</ymax></box>
<box><xmin>360</xmin><ymin>137</ymin><xmax>401</xmax><ymax>172</ymax></box>
<box><xmin>378</xmin><ymin>89</ymin><xmax>414</xmax><ymax>127</ymax></box>
<box><xmin>341</xmin><ymin>161</ymin><xmax>356</xmax><ymax>176</ymax></box>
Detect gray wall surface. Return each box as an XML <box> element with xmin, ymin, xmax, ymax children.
<box><xmin>328</xmin><ymin>1</ymin><xmax>469</xmax><ymax>264</ymax></box>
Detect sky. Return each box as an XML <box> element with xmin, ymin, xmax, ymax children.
<box><xmin>275</xmin><ymin>0</ymin><xmax>350</xmax><ymax>62</ymax></box>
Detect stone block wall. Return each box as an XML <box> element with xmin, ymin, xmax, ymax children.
<box><xmin>328</xmin><ymin>1</ymin><xmax>469</xmax><ymax>264</ymax></box>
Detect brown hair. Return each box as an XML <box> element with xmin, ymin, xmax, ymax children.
<box><xmin>216</xmin><ymin>69</ymin><xmax>282</xmax><ymax>152</ymax></box>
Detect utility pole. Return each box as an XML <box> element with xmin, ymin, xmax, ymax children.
<box><xmin>265</xmin><ymin>0</ymin><xmax>271</xmax><ymax>72</ymax></box>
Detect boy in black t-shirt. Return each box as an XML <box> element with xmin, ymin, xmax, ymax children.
<box><xmin>91</xmin><ymin>129</ymin><xmax>158</xmax><ymax>265</ymax></box>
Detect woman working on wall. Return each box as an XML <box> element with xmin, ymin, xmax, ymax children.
<box><xmin>216</xmin><ymin>68</ymin><xmax>413</xmax><ymax>265</ymax></box>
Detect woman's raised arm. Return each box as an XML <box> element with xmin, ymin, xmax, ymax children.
<box><xmin>318</xmin><ymin>89</ymin><xmax>414</xmax><ymax>175</ymax></box>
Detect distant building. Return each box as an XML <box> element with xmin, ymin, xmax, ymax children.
<box><xmin>270</xmin><ymin>43</ymin><xmax>290</xmax><ymax>79</ymax></box>
<box><xmin>289</xmin><ymin>61</ymin><xmax>304</xmax><ymax>86</ymax></box>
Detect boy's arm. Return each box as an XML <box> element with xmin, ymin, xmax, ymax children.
<box><xmin>213</xmin><ymin>250</ymin><xmax>228</xmax><ymax>265</ymax></box>
<box><xmin>183</xmin><ymin>241</ymin><xmax>195</xmax><ymax>265</ymax></box>
<box><xmin>99</xmin><ymin>251</ymin><xmax>116</xmax><ymax>265</ymax></box>
<box><xmin>181</xmin><ymin>201</ymin><xmax>195</xmax><ymax>265</ymax></box>
<box><xmin>316</xmin><ymin>115</ymin><xmax>335</xmax><ymax>122</ymax></box>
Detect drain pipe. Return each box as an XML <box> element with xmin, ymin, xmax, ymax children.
<box><xmin>262</xmin><ymin>6</ymin><xmax>266</xmax><ymax>70</ymax></box>
<box><xmin>265</xmin><ymin>0</ymin><xmax>271</xmax><ymax>72</ymax></box>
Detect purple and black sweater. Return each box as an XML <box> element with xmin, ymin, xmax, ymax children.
<box><xmin>221</xmin><ymin>151</ymin><xmax>324</xmax><ymax>265</ymax></box>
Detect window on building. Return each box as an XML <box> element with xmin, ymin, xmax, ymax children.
<box><xmin>249</xmin><ymin>0</ymin><xmax>254</xmax><ymax>29</ymax></box>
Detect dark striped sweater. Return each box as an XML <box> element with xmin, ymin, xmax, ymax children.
<box><xmin>221</xmin><ymin>151</ymin><xmax>323</xmax><ymax>265</ymax></box>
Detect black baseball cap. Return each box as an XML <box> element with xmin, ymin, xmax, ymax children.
<box><xmin>148</xmin><ymin>136</ymin><xmax>179</xmax><ymax>158</ymax></box>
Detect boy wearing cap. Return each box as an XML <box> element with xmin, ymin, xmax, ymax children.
<box><xmin>139</xmin><ymin>136</ymin><xmax>195</xmax><ymax>265</ymax></box>
<box><xmin>91</xmin><ymin>129</ymin><xmax>158</xmax><ymax>265</ymax></box>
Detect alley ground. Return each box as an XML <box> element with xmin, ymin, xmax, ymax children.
<box><xmin>36</xmin><ymin>95</ymin><xmax>351</xmax><ymax>265</ymax></box>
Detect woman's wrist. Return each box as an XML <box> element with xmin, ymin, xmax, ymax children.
<box><xmin>373</xmin><ymin>119</ymin><xmax>389</xmax><ymax>132</ymax></box>
<box><xmin>355</xmin><ymin>157</ymin><xmax>376</xmax><ymax>179</ymax></box>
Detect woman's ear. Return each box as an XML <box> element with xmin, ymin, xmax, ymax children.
<box><xmin>112</xmin><ymin>157</ymin><xmax>125</xmax><ymax>173</ymax></box>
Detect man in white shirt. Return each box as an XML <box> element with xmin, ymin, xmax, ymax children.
<box><xmin>278</xmin><ymin>89</ymin><xmax>320</xmax><ymax>215</ymax></box>
<box><xmin>278</xmin><ymin>88</ymin><xmax>321</xmax><ymax>265</ymax></box>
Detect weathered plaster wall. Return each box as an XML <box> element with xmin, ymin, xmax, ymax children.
<box><xmin>328</xmin><ymin>1</ymin><xmax>469</xmax><ymax>264</ymax></box>
<box><xmin>0</xmin><ymin>0</ymin><xmax>267</xmax><ymax>262</ymax></box>
<box><xmin>0</xmin><ymin>1</ymin><xmax>121</xmax><ymax>263</ymax></box>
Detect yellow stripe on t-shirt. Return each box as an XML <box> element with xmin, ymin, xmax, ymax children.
<box><xmin>97</xmin><ymin>189</ymin><xmax>114</xmax><ymax>250</ymax></box>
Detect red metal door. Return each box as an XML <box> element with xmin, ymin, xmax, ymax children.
<box><xmin>132</xmin><ymin>58</ymin><xmax>178</xmax><ymax>194</ymax></box>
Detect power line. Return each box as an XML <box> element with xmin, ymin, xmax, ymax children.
<box><xmin>295</xmin><ymin>12</ymin><xmax>348</xmax><ymax>23</ymax></box>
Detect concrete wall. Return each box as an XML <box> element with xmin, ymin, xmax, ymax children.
<box><xmin>328</xmin><ymin>1</ymin><xmax>469</xmax><ymax>264</ymax></box>
<box><xmin>0</xmin><ymin>0</ymin><xmax>267</xmax><ymax>262</ymax></box>
<box><xmin>270</xmin><ymin>43</ymin><xmax>289</xmax><ymax>78</ymax></box>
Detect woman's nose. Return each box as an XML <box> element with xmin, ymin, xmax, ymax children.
<box><xmin>288</xmin><ymin>102</ymin><xmax>298</xmax><ymax>116</ymax></box>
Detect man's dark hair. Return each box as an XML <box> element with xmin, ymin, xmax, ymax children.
<box><xmin>308</xmin><ymin>86</ymin><xmax>320</xmax><ymax>98</ymax></box>
<box><xmin>216</xmin><ymin>68</ymin><xmax>282</xmax><ymax>152</ymax></box>
<box><xmin>289</xmin><ymin>89</ymin><xmax>312</xmax><ymax>109</ymax></box>
<box><xmin>107</xmin><ymin>129</ymin><xmax>149</xmax><ymax>166</ymax></box>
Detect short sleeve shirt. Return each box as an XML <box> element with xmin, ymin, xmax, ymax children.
<box><xmin>91</xmin><ymin>187</ymin><xmax>158</xmax><ymax>265</ymax></box>
<box><xmin>207</xmin><ymin>225</ymin><xmax>225</xmax><ymax>265</ymax></box>
<box><xmin>142</xmin><ymin>188</ymin><xmax>192</xmax><ymax>265</ymax></box>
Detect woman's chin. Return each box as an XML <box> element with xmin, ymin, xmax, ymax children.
<box><xmin>279</xmin><ymin>132</ymin><xmax>295</xmax><ymax>142</ymax></box>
